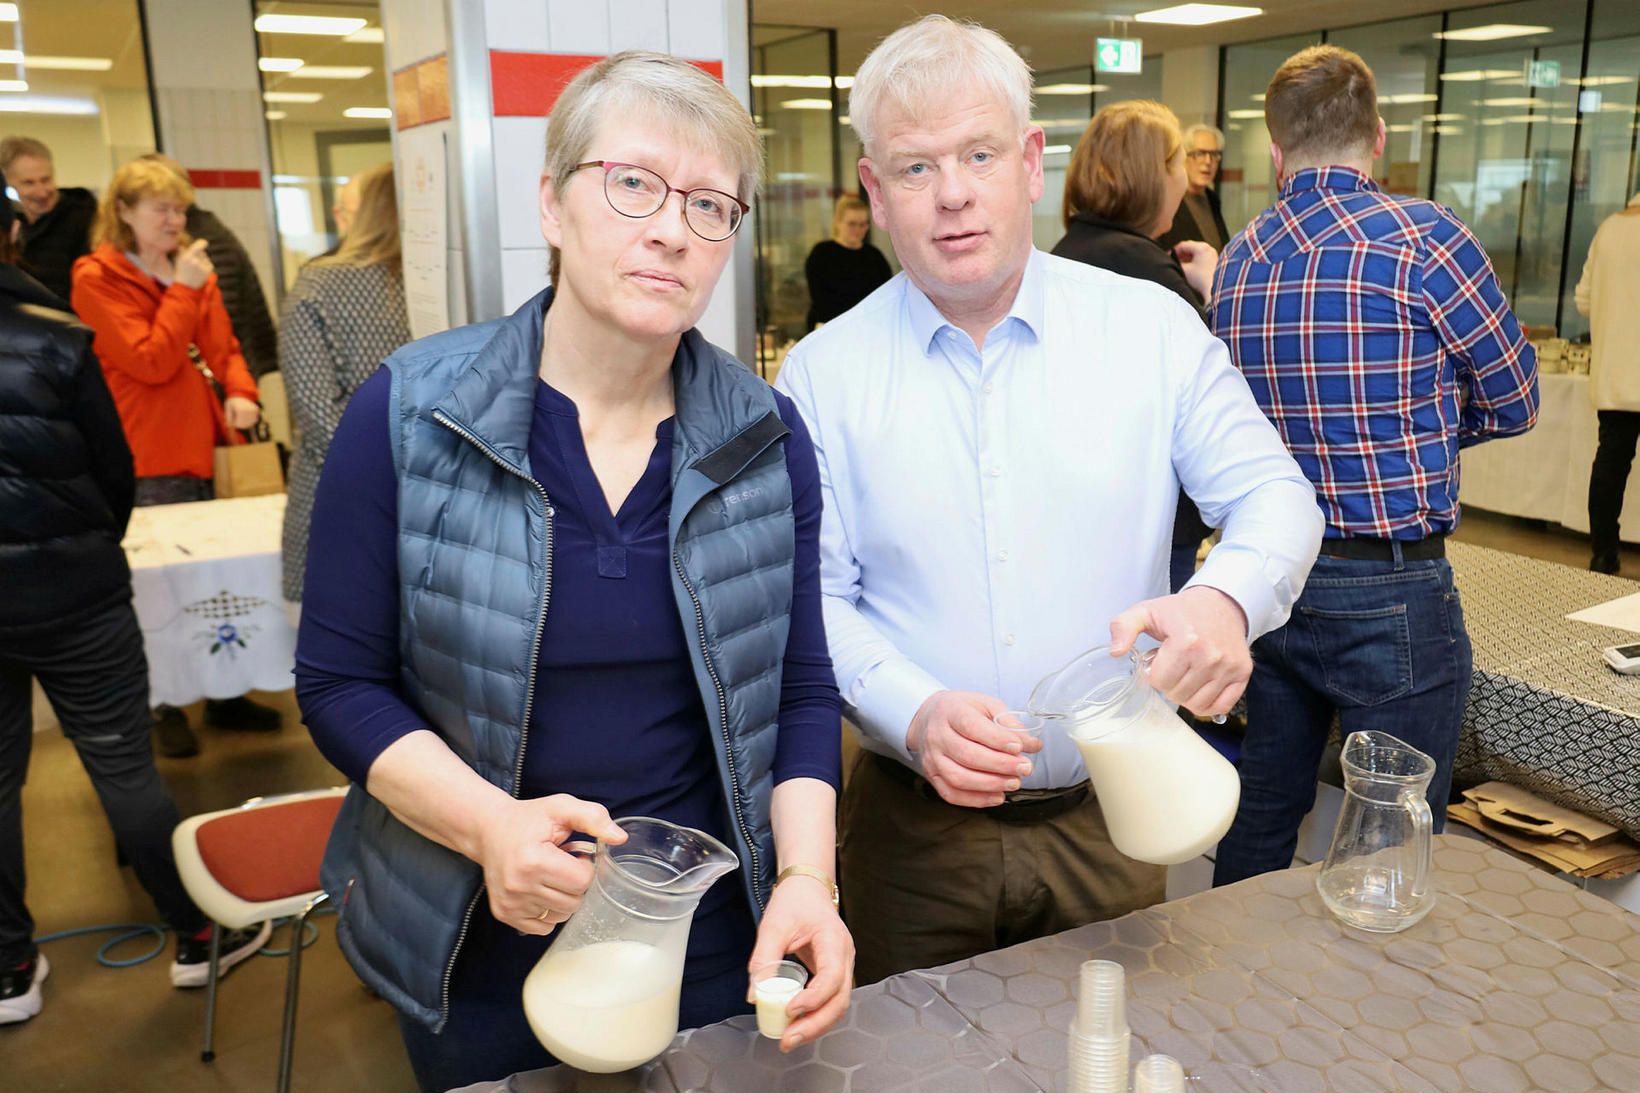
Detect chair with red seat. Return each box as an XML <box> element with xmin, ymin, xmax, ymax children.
<box><xmin>172</xmin><ymin>787</ymin><xmax>346</xmax><ymax>1093</ymax></box>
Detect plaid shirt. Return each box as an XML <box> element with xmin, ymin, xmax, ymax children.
<box><xmin>1211</xmin><ymin>167</ymin><xmax>1538</xmax><ymax>540</ymax></box>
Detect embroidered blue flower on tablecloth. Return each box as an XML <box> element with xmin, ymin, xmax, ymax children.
<box><xmin>211</xmin><ymin>621</ymin><xmax>247</xmax><ymax>654</ymax></box>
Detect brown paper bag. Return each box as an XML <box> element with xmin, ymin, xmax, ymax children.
<box><xmin>214</xmin><ymin>432</ymin><xmax>284</xmax><ymax>498</ymax></box>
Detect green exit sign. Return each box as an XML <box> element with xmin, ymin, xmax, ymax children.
<box><xmin>1095</xmin><ymin>37</ymin><xmax>1143</xmax><ymax>75</ymax></box>
<box><xmin>1527</xmin><ymin>59</ymin><xmax>1561</xmax><ymax>88</ymax></box>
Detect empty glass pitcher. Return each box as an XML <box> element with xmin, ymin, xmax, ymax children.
<box><xmin>1028</xmin><ymin>645</ymin><xmax>1241</xmax><ymax>865</ymax></box>
<box><xmin>1317</xmin><ymin>731</ymin><xmax>1437</xmax><ymax>933</ymax></box>
<box><xmin>522</xmin><ymin>816</ymin><xmax>739</xmax><ymax>1072</ymax></box>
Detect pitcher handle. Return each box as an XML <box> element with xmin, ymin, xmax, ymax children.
<box><xmin>1401</xmin><ymin>789</ymin><xmax>1434</xmax><ymax>900</ymax></box>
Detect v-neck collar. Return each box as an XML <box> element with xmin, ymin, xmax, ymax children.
<box><xmin>536</xmin><ymin>379</ymin><xmax>675</xmax><ymax>574</ymax></box>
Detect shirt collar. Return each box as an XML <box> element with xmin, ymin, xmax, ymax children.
<box><xmin>904</xmin><ymin>247</ymin><xmax>1047</xmax><ymax>355</ymax></box>
<box><xmin>1280</xmin><ymin>165</ymin><xmax>1379</xmax><ymax>202</ymax></box>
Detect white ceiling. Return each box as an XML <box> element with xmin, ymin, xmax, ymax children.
<box><xmin>752</xmin><ymin>0</ymin><xmax>1530</xmax><ymax>74</ymax></box>
<box><xmin>0</xmin><ymin>0</ymin><xmax>389</xmax><ymax>129</ymax></box>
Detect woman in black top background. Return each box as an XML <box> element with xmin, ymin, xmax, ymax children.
<box><xmin>1051</xmin><ymin>100</ymin><xmax>1218</xmax><ymax>594</ymax></box>
<box><xmin>804</xmin><ymin>194</ymin><xmax>892</xmax><ymax>330</ymax></box>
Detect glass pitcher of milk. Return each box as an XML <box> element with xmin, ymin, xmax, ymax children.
<box><xmin>523</xmin><ymin>816</ymin><xmax>738</xmax><ymax>1072</ymax></box>
<box><xmin>1027</xmin><ymin>645</ymin><xmax>1240</xmax><ymax>865</ymax></box>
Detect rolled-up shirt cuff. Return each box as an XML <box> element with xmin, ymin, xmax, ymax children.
<box><xmin>846</xmin><ymin>657</ymin><xmax>946</xmax><ymax>768</ymax></box>
<box><xmin>1186</xmin><ymin>545</ymin><xmax>1283</xmax><ymax>641</ymax></box>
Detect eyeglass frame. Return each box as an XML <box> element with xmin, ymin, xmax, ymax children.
<box><xmin>570</xmin><ymin>160</ymin><xmax>750</xmax><ymax>241</ymax></box>
<box><xmin>1185</xmin><ymin>149</ymin><xmax>1225</xmax><ymax>162</ymax></box>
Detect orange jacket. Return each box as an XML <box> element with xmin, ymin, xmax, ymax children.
<box><xmin>71</xmin><ymin>243</ymin><xmax>259</xmax><ymax>480</ymax></box>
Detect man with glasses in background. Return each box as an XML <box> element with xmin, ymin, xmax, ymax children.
<box><xmin>1159</xmin><ymin>124</ymin><xmax>1230</xmax><ymax>254</ymax></box>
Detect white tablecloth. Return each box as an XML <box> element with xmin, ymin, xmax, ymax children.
<box><xmin>1460</xmin><ymin>371</ymin><xmax>1640</xmax><ymax>539</ymax></box>
<box><xmin>122</xmin><ymin>494</ymin><xmax>295</xmax><ymax>707</ymax></box>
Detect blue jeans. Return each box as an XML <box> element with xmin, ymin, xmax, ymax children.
<box><xmin>1212</xmin><ymin>552</ymin><xmax>1471</xmax><ymax>887</ymax></box>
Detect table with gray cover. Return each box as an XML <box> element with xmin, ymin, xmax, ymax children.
<box><xmin>1449</xmin><ymin>542</ymin><xmax>1640</xmax><ymax>841</ymax></box>
<box><xmin>457</xmin><ymin>837</ymin><xmax>1640</xmax><ymax>1093</ymax></box>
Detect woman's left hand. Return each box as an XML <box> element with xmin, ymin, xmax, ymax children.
<box><xmin>747</xmin><ymin>874</ymin><xmax>854</xmax><ymax>1052</ymax></box>
<box><xmin>1173</xmin><ymin>240</ymin><xmax>1219</xmax><ymax>305</ymax></box>
<box><xmin>224</xmin><ymin>396</ymin><xmax>261</xmax><ymax>430</ymax></box>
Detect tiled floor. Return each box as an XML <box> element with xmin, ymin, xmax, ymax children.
<box><xmin>4</xmin><ymin>507</ymin><xmax>1631</xmax><ymax>1091</ymax></box>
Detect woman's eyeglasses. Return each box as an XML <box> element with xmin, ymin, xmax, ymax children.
<box><xmin>572</xmin><ymin>161</ymin><xmax>748</xmax><ymax>241</ymax></box>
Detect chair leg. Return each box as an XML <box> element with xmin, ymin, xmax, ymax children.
<box><xmin>277</xmin><ymin>893</ymin><xmax>329</xmax><ymax>1093</ymax></box>
<box><xmin>201</xmin><ymin>922</ymin><xmax>222</xmax><ymax>1063</ymax></box>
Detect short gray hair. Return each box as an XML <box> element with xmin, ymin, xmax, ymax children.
<box><xmin>543</xmin><ymin>51</ymin><xmax>761</xmax><ymax>281</ymax></box>
<box><xmin>1182</xmin><ymin>123</ymin><xmax>1225</xmax><ymax>149</ymax></box>
<box><xmin>849</xmin><ymin>15</ymin><xmax>1034</xmax><ymax>158</ymax></box>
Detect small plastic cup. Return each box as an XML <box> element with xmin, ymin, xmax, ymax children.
<box><xmin>752</xmin><ymin>959</ymin><xmax>809</xmax><ymax>1039</ymax></box>
<box><xmin>996</xmin><ymin>710</ymin><xmax>1046</xmax><ymax>742</ymax></box>
<box><xmin>1134</xmin><ymin>1054</ymin><xmax>1187</xmax><ymax>1093</ymax></box>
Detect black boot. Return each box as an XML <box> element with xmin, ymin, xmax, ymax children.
<box><xmin>1591</xmin><ymin>550</ymin><xmax>1621</xmax><ymax>575</ymax></box>
<box><xmin>153</xmin><ymin>706</ymin><xmax>199</xmax><ymax>758</ymax></box>
<box><xmin>203</xmin><ymin>696</ymin><xmax>282</xmax><ymax>732</ymax></box>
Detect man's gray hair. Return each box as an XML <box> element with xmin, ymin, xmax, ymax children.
<box><xmin>543</xmin><ymin>51</ymin><xmax>761</xmax><ymax>281</ymax></box>
<box><xmin>848</xmin><ymin>15</ymin><xmax>1034</xmax><ymax>158</ymax></box>
<box><xmin>1182</xmin><ymin>123</ymin><xmax>1225</xmax><ymax>149</ymax></box>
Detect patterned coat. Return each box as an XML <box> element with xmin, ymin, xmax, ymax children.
<box><xmin>279</xmin><ymin>261</ymin><xmax>409</xmax><ymax>600</ymax></box>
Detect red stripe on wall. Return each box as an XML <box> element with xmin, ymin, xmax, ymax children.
<box><xmin>187</xmin><ymin>169</ymin><xmax>262</xmax><ymax>189</ymax></box>
<box><xmin>490</xmin><ymin>52</ymin><xmax>724</xmax><ymax>117</ymax></box>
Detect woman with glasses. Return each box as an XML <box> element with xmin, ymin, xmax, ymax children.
<box><xmin>1158</xmin><ymin>123</ymin><xmax>1229</xmax><ymax>254</ymax></box>
<box><xmin>295</xmin><ymin>52</ymin><xmax>852</xmax><ymax>1090</ymax></box>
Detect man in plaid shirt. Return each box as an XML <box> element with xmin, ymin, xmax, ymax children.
<box><xmin>1209</xmin><ymin>45</ymin><xmax>1538</xmax><ymax>886</ymax></box>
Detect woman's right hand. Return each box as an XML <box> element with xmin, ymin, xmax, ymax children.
<box><xmin>474</xmin><ymin>793</ymin><xmax>627</xmax><ymax>934</ymax></box>
<box><xmin>175</xmin><ymin>239</ymin><xmax>214</xmax><ymax>290</ymax></box>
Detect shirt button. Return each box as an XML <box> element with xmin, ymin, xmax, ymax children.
<box><xmin>989</xmin><ymin>467</ymin><xmax>1002</xmax><ymax>478</ymax></box>
<box><xmin>996</xmin><ymin>550</ymin><xmax>1009</xmax><ymax>562</ymax></box>
<box><xmin>1004</xmin><ymin>633</ymin><xmax>1017</xmax><ymax>646</ymax></box>
<box><xmin>945</xmin><ymin>330</ymin><xmax>959</xmax><ymax>340</ymax></box>
<box><xmin>983</xmin><ymin>382</ymin><xmax>995</xmax><ymax>394</ymax></box>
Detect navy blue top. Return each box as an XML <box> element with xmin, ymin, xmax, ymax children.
<box><xmin>295</xmin><ymin>355</ymin><xmax>840</xmax><ymax>1002</ymax></box>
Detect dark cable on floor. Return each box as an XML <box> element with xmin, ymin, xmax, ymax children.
<box><xmin>33</xmin><ymin>907</ymin><xmax>337</xmax><ymax>969</ymax></box>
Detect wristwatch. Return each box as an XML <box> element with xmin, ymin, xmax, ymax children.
<box><xmin>775</xmin><ymin>865</ymin><xmax>840</xmax><ymax>908</ymax></box>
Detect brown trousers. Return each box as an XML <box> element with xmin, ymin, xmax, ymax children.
<box><xmin>839</xmin><ymin>751</ymin><xmax>1167</xmax><ymax>985</ymax></box>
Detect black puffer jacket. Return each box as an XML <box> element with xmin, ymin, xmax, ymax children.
<box><xmin>187</xmin><ymin>206</ymin><xmax>279</xmax><ymax>377</ymax></box>
<box><xmin>19</xmin><ymin>185</ymin><xmax>96</xmax><ymax>304</ymax></box>
<box><xmin>0</xmin><ymin>264</ymin><xmax>136</xmax><ymax>632</ymax></box>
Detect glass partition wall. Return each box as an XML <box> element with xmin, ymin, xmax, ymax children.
<box><xmin>751</xmin><ymin>25</ymin><xmax>844</xmax><ymax>352</ymax></box>
<box><xmin>1221</xmin><ymin>0</ymin><xmax>1639</xmax><ymax>339</ymax></box>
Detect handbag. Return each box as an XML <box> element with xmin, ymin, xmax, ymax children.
<box><xmin>189</xmin><ymin>343</ymin><xmax>284</xmax><ymax>498</ymax></box>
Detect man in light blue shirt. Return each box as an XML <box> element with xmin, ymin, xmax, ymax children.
<box><xmin>776</xmin><ymin>16</ymin><xmax>1324</xmax><ymax>985</ymax></box>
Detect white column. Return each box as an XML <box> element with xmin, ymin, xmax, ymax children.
<box><xmin>1161</xmin><ymin>45</ymin><xmax>1221</xmax><ymax>130</ymax></box>
<box><xmin>380</xmin><ymin>0</ymin><xmax>752</xmax><ymax>357</ymax></box>
<box><xmin>142</xmin><ymin>0</ymin><xmax>280</xmax><ymax>307</ymax></box>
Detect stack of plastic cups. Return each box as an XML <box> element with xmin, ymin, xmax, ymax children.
<box><xmin>1133</xmin><ymin>1054</ymin><xmax>1187</xmax><ymax>1093</ymax></box>
<box><xmin>1066</xmin><ymin>960</ymin><xmax>1129</xmax><ymax>1093</ymax></box>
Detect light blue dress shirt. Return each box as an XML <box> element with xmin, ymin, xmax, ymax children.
<box><xmin>777</xmin><ymin>248</ymin><xmax>1323</xmax><ymax>788</ymax></box>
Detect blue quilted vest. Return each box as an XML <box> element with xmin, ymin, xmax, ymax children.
<box><xmin>320</xmin><ymin>289</ymin><xmax>793</xmax><ymax>1030</ymax></box>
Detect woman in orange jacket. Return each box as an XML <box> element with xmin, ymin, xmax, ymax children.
<box><xmin>71</xmin><ymin>158</ymin><xmax>261</xmax><ymax>505</ymax></box>
<box><xmin>70</xmin><ymin>159</ymin><xmax>279</xmax><ymax>756</ymax></box>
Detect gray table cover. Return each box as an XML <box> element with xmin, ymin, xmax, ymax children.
<box><xmin>459</xmin><ymin>838</ymin><xmax>1640</xmax><ymax>1092</ymax></box>
<box><xmin>1449</xmin><ymin>542</ymin><xmax>1640</xmax><ymax>841</ymax></box>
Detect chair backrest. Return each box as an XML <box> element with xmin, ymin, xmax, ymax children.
<box><xmin>196</xmin><ymin>793</ymin><xmax>345</xmax><ymax>904</ymax></box>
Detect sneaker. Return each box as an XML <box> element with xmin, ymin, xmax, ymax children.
<box><xmin>0</xmin><ymin>952</ymin><xmax>48</xmax><ymax>1025</ymax></box>
<box><xmin>170</xmin><ymin>921</ymin><xmax>274</xmax><ymax>989</ymax></box>
<box><xmin>153</xmin><ymin>706</ymin><xmax>199</xmax><ymax>758</ymax></box>
<box><xmin>203</xmin><ymin>696</ymin><xmax>282</xmax><ymax>732</ymax></box>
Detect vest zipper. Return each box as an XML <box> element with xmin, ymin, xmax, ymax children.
<box><xmin>672</xmin><ymin>553</ymin><xmax>765</xmax><ymax>913</ymax></box>
<box><xmin>432</xmin><ymin>410</ymin><xmax>555</xmax><ymax>1030</ymax></box>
